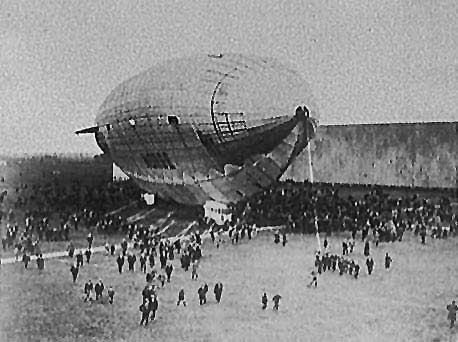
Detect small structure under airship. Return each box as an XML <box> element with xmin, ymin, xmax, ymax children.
<box><xmin>76</xmin><ymin>53</ymin><xmax>319</xmax><ymax>208</ymax></box>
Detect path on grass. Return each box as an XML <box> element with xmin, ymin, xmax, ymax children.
<box><xmin>0</xmin><ymin>223</ymin><xmax>280</xmax><ymax>265</ymax></box>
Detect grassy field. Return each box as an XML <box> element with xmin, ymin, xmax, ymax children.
<box><xmin>0</xmin><ymin>231</ymin><xmax>457</xmax><ymax>342</ymax></box>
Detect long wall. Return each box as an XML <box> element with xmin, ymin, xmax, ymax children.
<box><xmin>284</xmin><ymin>122</ymin><xmax>458</xmax><ymax>189</ymax></box>
<box><xmin>0</xmin><ymin>154</ymin><xmax>113</xmax><ymax>195</ymax></box>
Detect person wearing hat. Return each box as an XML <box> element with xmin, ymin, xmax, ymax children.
<box><xmin>116</xmin><ymin>254</ymin><xmax>124</xmax><ymax>274</ymax></box>
<box><xmin>84</xmin><ymin>280</ymin><xmax>93</xmax><ymax>302</ymax></box>
<box><xmin>94</xmin><ymin>280</ymin><xmax>104</xmax><ymax>301</ymax></box>
<box><xmin>150</xmin><ymin>295</ymin><xmax>159</xmax><ymax>320</ymax></box>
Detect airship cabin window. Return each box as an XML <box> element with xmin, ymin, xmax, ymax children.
<box><xmin>168</xmin><ymin>116</ymin><xmax>179</xmax><ymax>125</ymax></box>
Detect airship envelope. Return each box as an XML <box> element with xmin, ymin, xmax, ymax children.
<box><xmin>77</xmin><ymin>53</ymin><xmax>319</xmax><ymax>205</ymax></box>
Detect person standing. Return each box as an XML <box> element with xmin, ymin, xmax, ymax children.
<box><xmin>127</xmin><ymin>253</ymin><xmax>136</xmax><ymax>271</ymax></box>
<box><xmin>76</xmin><ymin>251</ymin><xmax>84</xmax><ymax>268</ymax></box>
<box><xmin>364</xmin><ymin>241</ymin><xmax>370</xmax><ymax>257</ymax></box>
<box><xmin>420</xmin><ymin>225</ymin><xmax>427</xmax><ymax>245</ymax></box>
<box><xmin>94</xmin><ymin>280</ymin><xmax>104</xmax><ymax>300</ymax></box>
<box><xmin>107</xmin><ymin>286</ymin><xmax>115</xmax><ymax>304</ymax></box>
<box><xmin>366</xmin><ymin>257</ymin><xmax>374</xmax><ymax>275</ymax></box>
<box><xmin>354</xmin><ymin>263</ymin><xmax>360</xmax><ymax>279</ymax></box>
<box><xmin>272</xmin><ymin>294</ymin><xmax>282</xmax><ymax>310</ymax></box>
<box><xmin>191</xmin><ymin>261</ymin><xmax>199</xmax><ymax>280</ymax></box>
<box><xmin>214</xmin><ymin>283</ymin><xmax>223</xmax><ymax>303</ymax></box>
<box><xmin>177</xmin><ymin>289</ymin><xmax>186</xmax><ymax>306</ymax></box>
<box><xmin>198</xmin><ymin>286</ymin><xmax>205</xmax><ymax>305</ymax></box>
<box><xmin>116</xmin><ymin>254</ymin><xmax>125</xmax><ymax>274</ymax></box>
<box><xmin>384</xmin><ymin>252</ymin><xmax>392</xmax><ymax>270</ymax></box>
<box><xmin>84</xmin><ymin>280</ymin><xmax>93</xmax><ymax>302</ymax></box>
<box><xmin>37</xmin><ymin>254</ymin><xmax>44</xmax><ymax>270</ymax></box>
<box><xmin>70</xmin><ymin>264</ymin><xmax>79</xmax><ymax>283</ymax></box>
<box><xmin>22</xmin><ymin>252</ymin><xmax>30</xmax><ymax>269</ymax></box>
<box><xmin>447</xmin><ymin>300</ymin><xmax>458</xmax><ymax>329</ymax></box>
<box><xmin>165</xmin><ymin>263</ymin><xmax>173</xmax><ymax>282</ymax></box>
<box><xmin>68</xmin><ymin>241</ymin><xmax>75</xmax><ymax>258</ymax></box>
<box><xmin>140</xmin><ymin>254</ymin><xmax>147</xmax><ymax>273</ymax></box>
<box><xmin>261</xmin><ymin>292</ymin><xmax>268</xmax><ymax>310</ymax></box>
<box><xmin>87</xmin><ymin>232</ymin><xmax>93</xmax><ymax>249</ymax></box>
<box><xmin>139</xmin><ymin>299</ymin><xmax>151</xmax><ymax>326</ymax></box>
<box><xmin>150</xmin><ymin>295</ymin><xmax>158</xmax><ymax>321</ymax></box>
<box><xmin>85</xmin><ymin>248</ymin><xmax>92</xmax><ymax>264</ymax></box>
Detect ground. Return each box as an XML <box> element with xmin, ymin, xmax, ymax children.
<box><xmin>0</xmin><ymin>231</ymin><xmax>457</xmax><ymax>342</ymax></box>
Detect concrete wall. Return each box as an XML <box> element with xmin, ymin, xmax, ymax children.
<box><xmin>284</xmin><ymin>122</ymin><xmax>458</xmax><ymax>189</ymax></box>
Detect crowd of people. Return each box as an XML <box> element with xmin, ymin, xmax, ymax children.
<box><xmin>234</xmin><ymin>182</ymin><xmax>457</xmax><ymax>241</ymax></box>
<box><xmin>2</xmin><ymin>177</ymin><xmax>458</xmax><ymax>331</ymax></box>
<box><xmin>1</xmin><ymin>179</ymin><xmax>142</xmax><ymax>257</ymax></box>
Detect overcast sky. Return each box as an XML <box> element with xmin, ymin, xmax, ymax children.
<box><xmin>1</xmin><ymin>0</ymin><xmax>457</xmax><ymax>155</ymax></box>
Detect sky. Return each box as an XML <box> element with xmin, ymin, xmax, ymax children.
<box><xmin>1</xmin><ymin>0</ymin><xmax>457</xmax><ymax>155</ymax></box>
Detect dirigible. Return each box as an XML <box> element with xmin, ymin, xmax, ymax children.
<box><xmin>77</xmin><ymin>53</ymin><xmax>319</xmax><ymax>205</ymax></box>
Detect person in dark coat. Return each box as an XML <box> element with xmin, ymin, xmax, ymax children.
<box><xmin>107</xmin><ymin>286</ymin><xmax>115</xmax><ymax>304</ymax></box>
<box><xmin>116</xmin><ymin>254</ymin><xmax>124</xmax><ymax>274</ymax></box>
<box><xmin>139</xmin><ymin>299</ymin><xmax>151</xmax><ymax>326</ymax></box>
<box><xmin>76</xmin><ymin>251</ymin><xmax>84</xmax><ymax>268</ymax></box>
<box><xmin>94</xmin><ymin>280</ymin><xmax>104</xmax><ymax>300</ymax></box>
<box><xmin>261</xmin><ymin>292</ymin><xmax>268</xmax><ymax>309</ymax></box>
<box><xmin>142</xmin><ymin>285</ymin><xmax>153</xmax><ymax>304</ymax></box>
<box><xmin>177</xmin><ymin>289</ymin><xmax>186</xmax><ymax>306</ymax></box>
<box><xmin>198</xmin><ymin>286</ymin><xmax>206</xmax><ymax>305</ymax></box>
<box><xmin>447</xmin><ymin>300</ymin><xmax>458</xmax><ymax>329</ymax></box>
<box><xmin>420</xmin><ymin>225</ymin><xmax>427</xmax><ymax>244</ymax></box>
<box><xmin>366</xmin><ymin>257</ymin><xmax>374</xmax><ymax>275</ymax></box>
<box><xmin>87</xmin><ymin>232</ymin><xmax>93</xmax><ymax>249</ymax></box>
<box><xmin>37</xmin><ymin>254</ymin><xmax>44</xmax><ymax>270</ymax></box>
<box><xmin>22</xmin><ymin>252</ymin><xmax>30</xmax><ymax>269</ymax></box>
<box><xmin>165</xmin><ymin>263</ymin><xmax>173</xmax><ymax>282</ymax></box>
<box><xmin>214</xmin><ymin>283</ymin><xmax>223</xmax><ymax>303</ymax></box>
<box><xmin>160</xmin><ymin>253</ymin><xmax>167</xmax><ymax>269</ymax></box>
<box><xmin>174</xmin><ymin>239</ymin><xmax>181</xmax><ymax>254</ymax></box>
<box><xmin>68</xmin><ymin>242</ymin><xmax>75</xmax><ymax>258</ymax></box>
<box><xmin>272</xmin><ymin>294</ymin><xmax>282</xmax><ymax>310</ymax></box>
<box><xmin>140</xmin><ymin>254</ymin><xmax>147</xmax><ymax>273</ymax></box>
<box><xmin>70</xmin><ymin>264</ymin><xmax>79</xmax><ymax>283</ymax></box>
<box><xmin>85</xmin><ymin>248</ymin><xmax>92</xmax><ymax>263</ymax></box>
<box><xmin>384</xmin><ymin>252</ymin><xmax>392</xmax><ymax>269</ymax></box>
<box><xmin>150</xmin><ymin>295</ymin><xmax>158</xmax><ymax>320</ymax></box>
<box><xmin>110</xmin><ymin>244</ymin><xmax>116</xmax><ymax>256</ymax></box>
<box><xmin>127</xmin><ymin>253</ymin><xmax>136</xmax><ymax>271</ymax></box>
<box><xmin>191</xmin><ymin>261</ymin><xmax>199</xmax><ymax>280</ymax></box>
<box><xmin>84</xmin><ymin>280</ymin><xmax>93</xmax><ymax>301</ymax></box>
<box><xmin>354</xmin><ymin>263</ymin><xmax>360</xmax><ymax>279</ymax></box>
<box><xmin>364</xmin><ymin>241</ymin><xmax>370</xmax><ymax>257</ymax></box>
<box><xmin>149</xmin><ymin>253</ymin><xmax>155</xmax><ymax>269</ymax></box>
